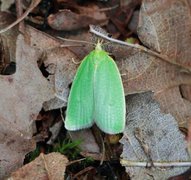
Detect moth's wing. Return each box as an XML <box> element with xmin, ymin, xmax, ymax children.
<box><xmin>94</xmin><ymin>51</ymin><xmax>126</xmax><ymax>134</ymax></box>
<box><xmin>65</xmin><ymin>52</ymin><xmax>95</xmax><ymax>130</ymax></box>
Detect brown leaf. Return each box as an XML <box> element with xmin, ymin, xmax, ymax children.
<box><xmin>48</xmin><ymin>4</ymin><xmax>108</xmax><ymax>31</ymax></box>
<box><xmin>117</xmin><ymin>46</ymin><xmax>191</xmax><ymax>127</ymax></box>
<box><xmin>180</xmin><ymin>85</ymin><xmax>191</xmax><ymax>102</ymax></box>
<box><xmin>117</xmin><ymin>51</ymin><xmax>191</xmax><ymax>93</ymax></box>
<box><xmin>25</xmin><ymin>25</ymin><xmax>80</xmax><ymax>110</ymax></box>
<box><xmin>0</xmin><ymin>34</ymin><xmax>54</xmax><ymax>178</ymax></box>
<box><xmin>0</xmin><ymin>12</ymin><xmax>19</xmax><ymax>65</ymax></box>
<box><xmin>10</xmin><ymin>152</ymin><xmax>68</xmax><ymax>180</ymax></box>
<box><xmin>43</xmin><ymin>47</ymin><xmax>78</xmax><ymax>110</ymax></box>
<box><xmin>0</xmin><ymin>12</ymin><xmax>82</xmax><ymax>111</ymax></box>
<box><xmin>26</xmin><ymin>25</ymin><xmax>61</xmax><ymax>50</ymax></box>
<box><xmin>138</xmin><ymin>0</ymin><xmax>191</xmax><ymax>70</ymax></box>
<box><xmin>69</xmin><ymin>129</ymin><xmax>102</xmax><ymax>160</ymax></box>
<box><xmin>0</xmin><ymin>125</ymin><xmax>35</xmax><ymax>179</ymax></box>
<box><xmin>154</xmin><ymin>86</ymin><xmax>191</xmax><ymax>127</ymax></box>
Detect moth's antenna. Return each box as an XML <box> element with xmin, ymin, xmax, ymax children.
<box><xmin>57</xmin><ymin>36</ymin><xmax>94</xmax><ymax>45</ymax></box>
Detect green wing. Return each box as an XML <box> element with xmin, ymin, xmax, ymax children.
<box><xmin>93</xmin><ymin>50</ymin><xmax>126</xmax><ymax>134</ymax></box>
<box><xmin>65</xmin><ymin>52</ymin><xmax>95</xmax><ymax>130</ymax></box>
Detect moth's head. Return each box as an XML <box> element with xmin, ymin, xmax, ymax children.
<box><xmin>95</xmin><ymin>40</ymin><xmax>104</xmax><ymax>51</ymax></box>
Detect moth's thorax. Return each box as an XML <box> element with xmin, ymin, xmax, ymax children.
<box><xmin>95</xmin><ymin>42</ymin><xmax>102</xmax><ymax>51</ymax></box>
<box><xmin>92</xmin><ymin>49</ymin><xmax>108</xmax><ymax>68</ymax></box>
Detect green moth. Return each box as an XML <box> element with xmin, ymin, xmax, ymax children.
<box><xmin>65</xmin><ymin>42</ymin><xmax>126</xmax><ymax>134</ymax></box>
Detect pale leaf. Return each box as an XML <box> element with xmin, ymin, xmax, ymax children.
<box><xmin>120</xmin><ymin>92</ymin><xmax>189</xmax><ymax>180</ymax></box>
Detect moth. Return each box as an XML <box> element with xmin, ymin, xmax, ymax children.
<box><xmin>65</xmin><ymin>42</ymin><xmax>126</xmax><ymax>134</ymax></box>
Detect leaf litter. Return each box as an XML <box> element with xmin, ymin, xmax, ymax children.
<box><xmin>0</xmin><ymin>0</ymin><xmax>191</xmax><ymax>179</ymax></box>
<box><xmin>0</xmin><ymin>34</ymin><xmax>54</xmax><ymax>178</ymax></box>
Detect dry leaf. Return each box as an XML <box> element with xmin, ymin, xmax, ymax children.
<box><xmin>154</xmin><ymin>86</ymin><xmax>191</xmax><ymax>127</ymax></box>
<box><xmin>0</xmin><ymin>34</ymin><xmax>54</xmax><ymax>178</ymax></box>
<box><xmin>47</xmin><ymin>120</ymin><xmax>63</xmax><ymax>145</ymax></box>
<box><xmin>26</xmin><ymin>25</ymin><xmax>61</xmax><ymax>50</ymax></box>
<box><xmin>10</xmin><ymin>152</ymin><xmax>68</xmax><ymax>180</ymax></box>
<box><xmin>0</xmin><ymin>12</ymin><xmax>19</xmax><ymax>65</ymax></box>
<box><xmin>18</xmin><ymin>25</ymin><xmax>79</xmax><ymax>110</ymax></box>
<box><xmin>128</xmin><ymin>10</ymin><xmax>139</xmax><ymax>33</ymax></box>
<box><xmin>69</xmin><ymin>129</ymin><xmax>102</xmax><ymax>160</ymax></box>
<box><xmin>48</xmin><ymin>4</ymin><xmax>108</xmax><ymax>31</ymax></box>
<box><xmin>0</xmin><ymin>0</ymin><xmax>14</xmax><ymax>11</ymax></box>
<box><xmin>138</xmin><ymin>0</ymin><xmax>191</xmax><ymax>70</ymax></box>
<box><xmin>116</xmin><ymin>47</ymin><xmax>191</xmax><ymax>127</ymax></box>
<box><xmin>58</xmin><ymin>31</ymin><xmax>94</xmax><ymax>60</ymax></box>
<box><xmin>43</xmin><ymin>47</ymin><xmax>78</xmax><ymax>110</ymax></box>
<box><xmin>120</xmin><ymin>92</ymin><xmax>189</xmax><ymax>180</ymax></box>
<box><xmin>180</xmin><ymin>85</ymin><xmax>191</xmax><ymax>102</ymax></box>
<box><xmin>0</xmin><ymin>12</ymin><xmax>81</xmax><ymax>111</ymax></box>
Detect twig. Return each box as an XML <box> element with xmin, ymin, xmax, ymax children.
<box><xmin>71</xmin><ymin>57</ymin><xmax>81</xmax><ymax>65</ymax></box>
<box><xmin>60</xmin><ymin>108</ymin><xmax>65</xmax><ymax>122</ymax></box>
<box><xmin>0</xmin><ymin>0</ymin><xmax>41</xmax><ymax>34</ymax></box>
<box><xmin>57</xmin><ymin>36</ymin><xmax>94</xmax><ymax>45</ymax></box>
<box><xmin>67</xmin><ymin>158</ymin><xmax>86</xmax><ymax>166</ymax></box>
<box><xmin>72</xmin><ymin>166</ymin><xmax>95</xmax><ymax>179</ymax></box>
<box><xmin>16</xmin><ymin>0</ymin><xmax>25</xmax><ymax>33</ymax></box>
<box><xmin>89</xmin><ymin>25</ymin><xmax>171</xmax><ymax>63</ymax></box>
<box><xmin>120</xmin><ymin>159</ymin><xmax>191</xmax><ymax>167</ymax></box>
<box><xmin>60</xmin><ymin>44</ymin><xmax>86</xmax><ymax>48</ymax></box>
<box><xmin>99</xmin><ymin>4</ymin><xmax>119</xmax><ymax>12</ymax></box>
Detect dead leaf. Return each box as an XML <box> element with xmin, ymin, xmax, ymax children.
<box><xmin>115</xmin><ymin>48</ymin><xmax>191</xmax><ymax>128</ymax></box>
<box><xmin>0</xmin><ymin>0</ymin><xmax>14</xmax><ymax>11</ymax></box>
<box><xmin>138</xmin><ymin>0</ymin><xmax>191</xmax><ymax>70</ymax></box>
<box><xmin>48</xmin><ymin>4</ymin><xmax>108</xmax><ymax>31</ymax></box>
<box><xmin>47</xmin><ymin>120</ymin><xmax>63</xmax><ymax>145</ymax></box>
<box><xmin>180</xmin><ymin>85</ymin><xmax>191</xmax><ymax>102</ymax></box>
<box><xmin>23</xmin><ymin>25</ymin><xmax>82</xmax><ymax>110</ymax></box>
<box><xmin>58</xmin><ymin>31</ymin><xmax>94</xmax><ymax>60</ymax></box>
<box><xmin>128</xmin><ymin>10</ymin><xmax>139</xmax><ymax>33</ymax></box>
<box><xmin>0</xmin><ymin>124</ymin><xmax>35</xmax><ymax>179</ymax></box>
<box><xmin>0</xmin><ymin>12</ymin><xmax>19</xmax><ymax>65</ymax></box>
<box><xmin>0</xmin><ymin>34</ymin><xmax>54</xmax><ymax>178</ymax></box>
<box><xmin>154</xmin><ymin>86</ymin><xmax>191</xmax><ymax>127</ymax></box>
<box><xmin>0</xmin><ymin>12</ymin><xmax>81</xmax><ymax>111</ymax></box>
<box><xmin>120</xmin><ymin>92</ymin><xmax>189</xmax><ymax>180</ymax></box>
<box><xmin>43</xmin><ymin>47</ymin><xmax>78</xmax><ymax>110</ymax></box>
<box><xmin>26</xmin><ymin>25</ymin><xmax>61</xmax><ymax>50</ymax></box>
<box><xmin>0</xmin><ymin>11</ymin><xmax>75</xmax><ymax>111</ymax></box>
<box><xmin>69</xmin><ymin>129</ymin><xmax>102</xmax><ymax>160</ymax></box>
<box><xmin>10</xmin><ymin>152</ymin><xmax>68</xmax><ymax>180</ymax></box>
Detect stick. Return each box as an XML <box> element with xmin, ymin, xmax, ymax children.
<box><xmin>120</xmin><ymin>159</ymin><xmax>191</xmax><ymax>167</ymax></box>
